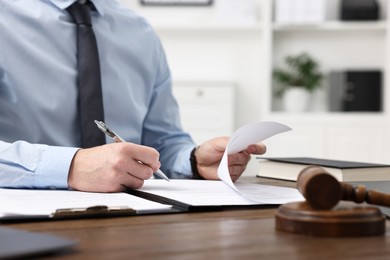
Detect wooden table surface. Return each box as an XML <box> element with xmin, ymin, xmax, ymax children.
<box><xmin>4</xmin><ymin>178</ymin><xmax>390</xmax><ymax>259</ymax></box>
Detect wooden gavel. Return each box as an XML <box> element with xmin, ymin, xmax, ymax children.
<box><xmin>297</xmin><ymin>165</ymin><xmax>390</xmax><ymax>210</ymax></box>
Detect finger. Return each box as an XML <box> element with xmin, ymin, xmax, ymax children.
<box><xmin>228</xmin><ymin>152</ymin><xmax>251</xmax><ymax>166</ymax></box>
<box><xmin>246</xmin><ymin>143</ymin><xmax>266</xmax><ymax>155</ymax></box>
<box><xmin>92</xmin><ymin>171</ymin><xmax>138</xmax><ymax>192</ymax></box>
<box><xmin>121</xmin><ymin>174</ymin><xmax>145</xmax><ymax>190</ymax></box>
<box><xmin>102</xmin><ymin>159</ymin><xmax>152</xmax><ymax>190</ymax></box>
<box><xmin>125</xmin><ymin>144</ymin><xmax>161</xmax><ymax>171</ymax></box>
<box><xmin>228</xmin><ymin>165</ymin><xmax>247</xmax><ymax>182</ymax></box>
<box><xmin>110</xmin><ymin>169</ymin><xmax>146</xmax><ymax>190</ymax></box>
<box><xmin>113</xmin><ymin>143</ymin><xmax>161</xmax><ymax>176</ymax></box>
<box><xmin>227</xmin><ymin>153</ymin><xmax>251</xmax><ymax>182</ymax></box>
<box><xmin>126</xmin><ymin>160</ymin><xmax>155</xmax><ymax>181</ymax></box>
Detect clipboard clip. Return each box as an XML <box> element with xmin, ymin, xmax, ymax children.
<box><xmin>52</xmin><ymin>205</ymin><xmax>136</xmax><ymax>218</ymax></box>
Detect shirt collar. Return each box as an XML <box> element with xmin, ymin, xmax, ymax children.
<box><xmin>48</xmin><ymin>0</ymin><xmax>105</xmax><ymax>16</ymax></box>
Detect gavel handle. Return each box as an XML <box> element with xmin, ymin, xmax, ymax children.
<box><xmin>341</xmin><ymin>182</ymin><xmax>390</xmax><ymax>208</ymax></box>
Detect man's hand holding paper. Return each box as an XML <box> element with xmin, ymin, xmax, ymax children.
<box><xmin>194</xmin><ymin>137</ymin><xmax>267</xmax><ymax>182</ymax></box>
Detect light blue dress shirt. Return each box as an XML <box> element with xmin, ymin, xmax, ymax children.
<box><xmin>0</xmin><ymin>0</ymin><xmax>195</xmax><ymax>189</ymax></box>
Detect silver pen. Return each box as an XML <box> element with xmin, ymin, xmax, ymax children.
<box><xmin>94</xmin><ymin>120</ymin><xmax>170</xmax><ymax>182</ymax></box>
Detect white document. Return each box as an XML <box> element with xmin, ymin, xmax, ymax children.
<box><xmin>0</xmin><ymin>189</ymin><xmax>172</xmax><ymax>218</ymax></box>
<box><xmin>217</xmin><ymin>121</ymin><xmax>292</xmax><ymax>199</ymax></box>
<box><xmin>139</xmin><ymin>121</ymin><xmax>302</xmax><ymax>206</ymax></box>
<box><xmin>140</xmin><ymin>179</ymin><xmax>303</xmax><ymax>206</ymax></box>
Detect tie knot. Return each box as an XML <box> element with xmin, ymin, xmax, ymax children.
<box><xmin>67</xmin><ymin>1</ymin><xmax>93</xmax><ymax>26</ymax></box>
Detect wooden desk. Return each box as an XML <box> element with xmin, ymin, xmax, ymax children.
<box><xmin>4</xmin><ymin>178</ymin><xmax>390</xmax><ymax>259</ymax></box>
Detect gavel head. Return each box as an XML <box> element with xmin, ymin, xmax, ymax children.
<box><xmin>297</xmin><ymin>165</ymin><xmax>342</xmax><ymax>210</ymax></box>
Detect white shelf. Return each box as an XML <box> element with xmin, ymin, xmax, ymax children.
<box><xmin>273</xmin><ymin>21</ymin><xmax>387</xmax><ymax>32</ymax></box>
<box><xmin>265</xmin><ymin>112</ymin><xmax>387</xmax><ymax>122</ymax></box>
<box><xmin>261</xmin><ymin>0</ymin><xmax>390</xmax><ymax>164</ymax></box>
<box><xmin>152</xmin><ymin>23</ymin><xmax>263</xmax><ymax>32</ymax></box>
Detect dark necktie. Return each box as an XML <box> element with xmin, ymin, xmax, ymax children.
<box><xmin>67</xmin><ymin>0</ymin><xmax>105</xmax><ymax>148</ymax></box>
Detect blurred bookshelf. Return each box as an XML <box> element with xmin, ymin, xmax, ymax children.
<box><xmin>120</xmin><ymin>0</ymin><xmax>390</xmax><ymax>164</ymax></box>
<box><xmin>261</xmin><ymin>0</ymin><xmax>390</xmax><ymax>164</ymax></box>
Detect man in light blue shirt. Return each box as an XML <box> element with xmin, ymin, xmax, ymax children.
<box><xmin>0</xmin><ymin>0</ymin><xmax>265</xmax><ymax>192</ymax></box>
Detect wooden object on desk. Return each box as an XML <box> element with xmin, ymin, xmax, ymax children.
<box><xmin>276</xmin><ymin>201</ymin><xmax>385</xmax><ymax>237</ymax></box>
<box><xmin>298</xmin><ymin>165</ymin><xmax>390</xmax><ymax>210</ymax></box>
<box><xmin>276</xmin><ymin>166</ymin><xmax>388</xmax><ymax>237</ymax></box>
<box><xmin>4</xmin><ymin>177</ymin><xmax>390</xmax><ymax>259</ymax></box>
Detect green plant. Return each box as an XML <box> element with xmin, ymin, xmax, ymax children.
<box><xmin>273</xmin><ymin>52</ymin><xmax>323</xmax><ymax>95</ymax></box>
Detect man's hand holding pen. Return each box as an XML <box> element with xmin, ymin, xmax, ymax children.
<box><xmin>94</xmin><ymin>121</ymin><xmax>170</xmax><ymax>181</ymax></box>
<box><xmin>68</xmin><ymin>121</ymin><xmax>169</xmax><ymax>192</ymax></box>
<box><xmin>68</xmin><ymin>142</ymin><xmax>161</xmax><ymax>192</ymax></box>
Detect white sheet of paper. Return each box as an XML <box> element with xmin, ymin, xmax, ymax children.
<box><xmin>140</xmin><ymin>179</ymin><xmax>303</xmax><ymax>206</ymax></box>
<box><xmin>0</xmin><ymin>189</ymin><xmax>172</xmax><ymax>217</ymax></box>
<box><xmin>217</xmin><ymin>121</ymin><xmax>291</xmax><ymax>197</ymax></box>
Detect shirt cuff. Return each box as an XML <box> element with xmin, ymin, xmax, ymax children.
<box><xmin>171</xmin><ymin>145</ymin><xmax>195</xmax><ymax>178</ymax></box>
<box><xmin>35</xmin><ymin>146</ymin><xmax>80</xmax><ymax>189</ymax></box>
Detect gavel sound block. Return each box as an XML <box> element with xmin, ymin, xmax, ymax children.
<box><xmin>275</xmin><ymin>165</ymin><xmax>388</xmax><ymax>237</ymax></box>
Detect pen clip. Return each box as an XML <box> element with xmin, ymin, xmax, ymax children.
<box><xmin>94</xmin><ymin>120</ymin><xmax>125</xmax><ymax>142</ymax></box>
<box><xmin>94</xmin><ymin>120</ymin><xmax>115</xmax><ymax>138</ymax></box>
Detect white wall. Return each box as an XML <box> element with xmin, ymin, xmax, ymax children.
<box><xmin>119</xmin><ymin>0</ymin><xmax>265</xmax><ymax>130</ymax></box>
<box><xmin>118</xmin><ymin>0</ymin><xmax>266</xmax><ymax>175</ymax></box>
<box><xmin>117</xmin><ymin>1</ymin><xmax>390</xmax><ymax>175</ymax></box>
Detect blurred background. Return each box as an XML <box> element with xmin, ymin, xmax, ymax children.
<box><xmin>120</xmin><ymin>0</ymin><xmax>390</xmax><ymax>175</ymax></box>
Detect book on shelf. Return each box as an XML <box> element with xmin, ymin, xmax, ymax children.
<box><xmin>256</xmin><ymin>157</ymin><xmax>390</xmax><ymax>182</ymax></box>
